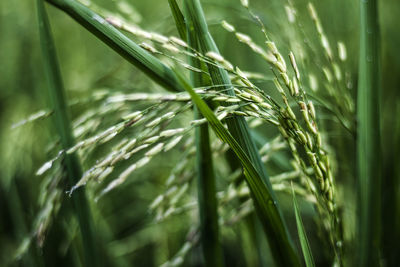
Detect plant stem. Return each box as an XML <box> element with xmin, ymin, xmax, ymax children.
<box><xmin>357</xmin><ymin>0</ymin><xmax>381</xmax><ymax>265</ymax></box>
<box><xmin>187</xmin><ymin>21</ymin><xmax>224</xmax><ymax>267</ymax></box>
<box><xmin>183</xmin><ymin>1</ymin><xmax>300</xmax><ymax>266</ymax></box>
<box><xmin>37</xmin><ymin>1</ymin><xmax>98</xmax><ymax>266</ymax></box>
<box><xmin>166</xmin><ymin>0</ymin><xmax>226</xmax><ymax>264</ymax></box>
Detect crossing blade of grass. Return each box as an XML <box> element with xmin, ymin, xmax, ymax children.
<box><xmin>183</xmin><ymin>1</ymin><xmax>300</xmax><ymax>266</ymax></box>
<box><xmin>45</xmin><ymin>0</ymin><xmax>183</xmax><ymax>93</ymax></box>
<box><xmin>37</xmin><ymin>1</ymin><xmax>98</xmax><ymax>266</ymax></box>
<box><xmin>169</xmin><ymin>2</ymin><xmax>224</xmax><ymax>263</ymax></box>
<box><xmin>169</xmin><ymin>3</ymin><xmax>263</xmax><ymax>265</ymax></box>
<box><xmin>292</xmin><ymin>185</ymin><xmax>315</xmax><ymax>267</ymax></box>
<box><xmin>177</xmin><ymin>75</ymin><xmax>301</xmax><ymax>267</ymax></box>
<box><xmin>183</xmin><ymin>0</ymin><xmax>271</xmax><ymax>186</ymax></box>
<box><xmin>168</xmin><ymin>0</ymin><xmax>187</xmax><ymax>42</ymax></box>
<box><xmin>186</xmin><ymin>16</ymin><xmax>224</xmax><ymax>267</ymax></box>
<box><xmin>357</xmin><ymin>0</ymin><xmax>381</xmax><ymax>265</ymax></box>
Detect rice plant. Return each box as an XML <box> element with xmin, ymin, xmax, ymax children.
<box><xmin>1</xmin><ymin>0</ymin><xmax>399</xmax><ymax>266</ymax></box>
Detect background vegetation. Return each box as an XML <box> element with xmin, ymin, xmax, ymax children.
<box><xmin>0</xmin><ymin>0</ymin><xmax>399</xmax><ymax>266</ymax></box>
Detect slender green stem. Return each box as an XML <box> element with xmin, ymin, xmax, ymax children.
<box><xmin>357</xmin><ymin>0</ymin><xmax>381</xmax><ymax>265</ymax></box>
<box><xmin>168</xmin><ymin>1</ymin><xmax>223</xmax><ymax>264</ymax></box>
<box><xmin>168</xmin><ymin>1</ymin><xmax>224</xmax><ymax>264</ymax></box>
<box><xmin>187</xmin><ymin>20</ymin><xmax>224</xmax><ymax>267</ymax></box>
<box><xmin>168</xmin><ymin>0</ymin><xmax>187</xmax><ymax>42</ymax></box>
<box><xmin>37</xmin><ymin>1</ymin><xmax>98</xmax><ymax>266</ymax></box>
<box><xmin>183</xmin><ymin>1</ymin><xmax>300</xmax><ymax>266</ymax></box>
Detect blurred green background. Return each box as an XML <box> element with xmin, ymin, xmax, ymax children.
<box><xmin>0</xmin><ymin>0</ymin><xmax>399</xmax><ymax>266</ymax></box>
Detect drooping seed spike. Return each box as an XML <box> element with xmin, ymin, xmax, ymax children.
<box><xmin>289</xmin><ymin>51</ymin><xmax>300</xmax><ymax>80</ymax></box>
<box><xmin>221</xmin><ymin>20</ymin><xmax>235</xmax><ymax>32</ymax></box>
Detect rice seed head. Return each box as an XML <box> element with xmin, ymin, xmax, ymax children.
<box><xmin>291</xmin><ymin>78</ymin><xmax>300</xmax><ymax>97</ymax></box>
<box><xmin>266</xmin><ymin>41</ymin><xmax>279</xmax><ymax>55</ymax></box>
<box><xmin>221</xmin><ymin>20</ymin><xmax>235</xmax><ymax>32</ymax></box>
<box><xmin>236</xmin><ymin>32</ymin><xmax>252</xmax><ymax>44</ymax></box>
<box><xmin>297</xmin><ymin>131</ymin><xmax>308</xmax><ymax>145</ymax></box>
<box><xmin>260</xmin><ymin>102</ymin><xmax>272</xmax><ymax>109</ymax></box>
<box><xmin>145</xmin><ymin>143</ymin><xmax>164</xmax><ymax>157</ymax></box>
<box><xmin>307</xmin><ymin>101</ymin><xmax>316</xmax><ymax>120</ymax></box>
<box><xmin>240</xmin><ymin>0</ymin><xmax>249</xmax><ymax>8</ymax></box>
<box><xmin>286</xmin><ymin>106</ymin><xmax>297</xmax><ymax>120</ymax></box>
<box><xmin>338</xmin><ymin>42</ymin><xmax>347</xmax><ymax>61</ymax></box>
<box><xmin>333</xmin><ymin>63</ymin><xmax>342</xmax><ymax>81</ymax></box>
<box><xmin>146</xmin><ymin>117</ymin><xmax>162</xmax><ymax>127</ymax></box>
<box><xmin>144</xmin><ymin>136</ymin><xmax>160</xmax><ymax>144</ymax></box>
<box><xmin>123</xmin><ymin>111</ymin><xmax>143</xmax><ymax>120</ymax></box>
<box><xmin>139</xmin><ymin>42</ymin><xmax>158</xmax><ymax>53</ymax></box>
<box><xmin>285</xmin><ymin>5</ymin><xmax>296</xmax><ymax>23</ymax></box>
<box><xmin>169</xmin><ymin>36</ymin><xmax>188</xmax><ymax>47</ymax></box>
<box><xmin>160</xmin><ymin>128</ymin><xmax>185</xmax><ymax>137</ymax></box>
<box><xmin>309</xmin><ymin>74</ymin><xmax>318</xmax><ymax>91</ymax></box>
<box><xmin>321</xmin><ymin>35</ymin><xmax>333</xmax><ymax>59</ymax></box>
<box><xmin>162</xmin><ymin>43</ymin><xmax>180</xmax><ymax>53</ymax></box>
<box><xmin>36</xmin><ymin>161</ymin><xmax>53</xmax><ymax>176</ymax></box>
<box><xmin>280</xmin><ymin>72</ymin><xmax>290</xmax><ymax>87</ymax></box>
<box><xmin>289</xmin><ymin>51</ymin><xmax>300</xmax><ymax>80</ymax></box>
<box><xmin>150</xmin><ymin>195</ymin><xmax>164</xmax><ymax>210</ymax></box>
<box><xmin>151</xmin><ymin>32</ymin><xmax>169</xmax><ymax>44</ymax></box>
<box><xmin>273</xmin><ymin>78</ymin><xmax>285</xmax><ymax>94</ymax></box>
<box><xmin>164</xmin><ymin>136</ymin><xmax>183</xmax><ymax>152</ymax></box>
<box><xmin>322</xmin><ymin>67</ymin><xmax>333</xmax><ymax>83</ymax></box>
<box><xmin>206</xmin><ymin>51</ymin><xmax>224</xmax><ymax>62</ymax></box>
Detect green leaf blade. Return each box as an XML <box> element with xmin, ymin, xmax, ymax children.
<box><xmin>292</xmin><ymin>185</ymin><xmax>315</xmax><ymax>267</ymax></box>
<box><xmin>168</xmin><ymin>0</ymin><xmax>187</xmax><ymax>41</ymax></box>
<box><xmin>357</xmin><ymin>0</ymin><xmax>381</xmax><ymax>265</ymax></box>
<box><xmin>37</xmin><ymin>1</ymin><xmax>98</xmax><ymax>266</ymax></box>
<box><xmin>184</xmin><ymin>8</ymin><xmax>224</xmax><ymax>266</ymax></box>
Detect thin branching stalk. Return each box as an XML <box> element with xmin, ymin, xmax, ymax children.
<box><xmin>37</xmin><ymin>1</ymin><xmax>98</xmax><ymax>266</ymax></box>
<box><xmin>357</xmin><ymin>0</ymin><xmax>381</xmax><ymax>265</ymax></box>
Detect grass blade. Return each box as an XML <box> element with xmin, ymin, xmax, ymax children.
<box><xmin>168</xmin><ymin>0</ymin><xmax>187</xmax><ymax>41</ymax></box>
<box><xmin>45</xmin><ymin>0</ymin><xmax>183</xmax><ymax>93</ymax></box>
<box><xmin>183</xmin><ymin>1</ymin><xmax>300</xmax><ymax>266</ymax></box>
<box><xmin>183</xmin><ymin>0</ymin><xmax>270</xmax><ymax>185</ymax></box>
<box><xmin>186</xmin><ymin>18</ymin><xmax>224</xmax><ymax>267</ymax></box>
<box><xmin>292</xmin><ymin>185</ymin><xmax>315</xmax><ymax>267</ymax></box>
<box><xmin>37</xmin><ymin>1</ymin><xmax>98</xmax><ymax>266</ymax></box>
<box><xmin>168</xmin><ymin>2</ymin><xmax>223</xmax><ymax>263</ymax></box>
<box><xmin>357</xmin><ymin>0</ymin><xmax>381</xmax><ymax>265</ymax></box>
